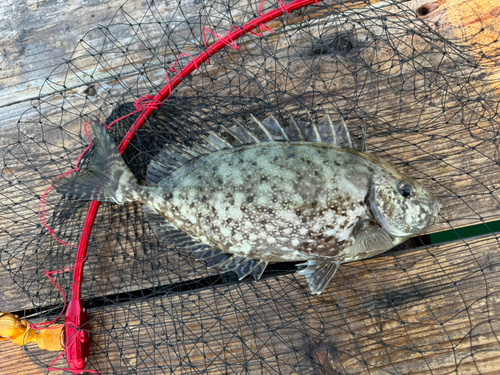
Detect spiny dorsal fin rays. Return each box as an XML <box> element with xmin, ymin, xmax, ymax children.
<box><xmin>287</xmin><ymin>114</ymin><xmax>306</xmax><ymax>141</ymax></box>
<box><xmin>362</xmin><ymin>118</ymin><xmax>368</xmax><ymax>153</ymax></box>
<box><xmin>179</xmin><ymin>146</ymin><xmax>201</xmax><ymax>159</ymax></box>
<box><xmin>233</xmin><ymin>119</ymin><xmax>261</xmax><ymax>144</ymax></box>
<box><xmin>191</xmin><ymin>144</ymin><xmax>212</xmax><ymax>155</ymax></box>
<box><xmin>146</xmin><ymin>113</ymin><xmax>363</xmax><ymax>185</ymax></box>
<box><xmin>168</xmin><ymin>145</ymin><xmax>197</xmax><ymax>161</ymax></box>
<box><xmin>206</xmin><ymin>132</ymin><xmax>234</xmax><ymax>149</ymax></box>
<box><xmin>250</xmin><ymin>114</ymin><xmax>276</xmax><ymax>142</ymax></box>
<box><xmin>199</xmin><ymin>140</ymin><xmax>220</xmax><ymax>152</ymax></box>
<box><xmin>305</xmin><ymin>109</ymin><xmax>322</xmax><ymax>143</ymax></box>
<box><xmin>204</xmin><ymin>137</ymin><xmax>225</xmax><ymax>151</ymax></box>
<box><xmin>340</xmin><ymin>118</ymin><xmax>353</xmax><ymax>149</ymax></box>
<box><xmin>271</xmin><ymin>115</ymin><xmax>290</xmax><ymax>141</ymax></box>
<box><xmin>164</xmin><ymin>148</ymin><xmax>188</xmax><ymax>164</ymax></box>
<box><xmin>220</xmin><ymin>125</ymin><xmax>245</xmax><ymax>147</ymax></box>
<box><xmin>311</xmin><ymin>119</ymin><xmax>322</xmax><ymax>143</ymax></box>
<box><xmin>322</xmin><ymin>113</ymin><xmax>338</xmax><ymax>146</ymax></box>
<box><xmin>162</xmin><ymin>150</ymin><xmax>185</xmax><ymax>168</ymax></box>
<box><xmin>261</xmin><ymin>115</ymin><xmax>290</xmax><ymax>141</ymax></box>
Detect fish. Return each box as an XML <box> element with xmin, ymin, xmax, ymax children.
<box><xmin>54</xmin><ymin>114</ymin><xmax>440</xmax><ymax>294</ymax></box>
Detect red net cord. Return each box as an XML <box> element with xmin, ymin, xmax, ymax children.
<box><xmin>63</xmin><ymin>0</ymin><xmax>322</xmax><ymax>372</ymax></box>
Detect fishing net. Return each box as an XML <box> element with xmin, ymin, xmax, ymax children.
<box><xmin>1</xmin><ymin>0</ymin><xmax>500</xmax><ymax>373</ymax></box>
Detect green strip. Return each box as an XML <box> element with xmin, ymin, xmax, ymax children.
<box><xmin>429</xmin><ymin>220</ymin><xmax>500</xmax><ymax>244</ymax></box>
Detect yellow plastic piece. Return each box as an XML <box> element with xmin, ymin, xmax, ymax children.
<box><xmin>0</xmin><ymin>311</ymin><xmax>64</xmax><ymax>351</ymax></box>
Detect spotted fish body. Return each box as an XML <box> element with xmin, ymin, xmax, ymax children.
<box><xmin>55</xmin><ymin>115</ymin><xmax>440</xmax><ymax>294</ymax></box>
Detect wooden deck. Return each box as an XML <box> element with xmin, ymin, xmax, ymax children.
<box><xmin>1</xmin><ymin>0</ymin><xmax>500</xmax><ymax>374</ymax></box>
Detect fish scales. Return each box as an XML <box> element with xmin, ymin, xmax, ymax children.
<box><xmin>151</xmin><ymin>144</ymin><xmax>371</xmax><ymax>262</ymax></box>
<box><xmin>54</xmin><ymin>115</ymin><xmax>440</xmax><ymax>294</ymax></box>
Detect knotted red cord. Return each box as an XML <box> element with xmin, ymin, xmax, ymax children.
<box><xmin>37</xmin><ymin>1</ymin><xmax>323</xmax><ymax>373</ymax></box>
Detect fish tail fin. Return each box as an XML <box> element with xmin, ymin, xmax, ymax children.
<box><xmin>54</xmin><ymin>121</ymin><xmax>138</xmax><ymax>204</ymax></box>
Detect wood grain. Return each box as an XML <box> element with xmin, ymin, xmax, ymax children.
<box><xmin>0</xmin><ymin>340</ymin><xmax>56</xmax><ymax>375</ymax></box>
<box><xmin>61</xmin><ymin>233</ymin><xmax>499</xmax><ymax>374</ymax></box>
<box><xmin>0</xmin><ymin>0</ymin><xmax>499</xmax><ymax>373</ymax></box>
<box><xmin>3</xmin><ymin>233</ymin><xmax>499</xmax><ymax>374</ymax></box>
<box><xmin>1</xmin><ymin>0</ymin><xmax>499</xmax><ymax>312</ymax></box>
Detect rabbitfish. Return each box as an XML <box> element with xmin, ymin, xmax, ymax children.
<box><xmin>54</xmin><ymin>114</ymin><xmax>440</xmax><ymax>294</ymax></box>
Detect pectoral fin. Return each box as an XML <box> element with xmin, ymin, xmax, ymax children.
<box><xmin>351</xmin><ymin>219</ymin><xmax>395</xmax><ymax>259</ymax></box>
<box><xmin>296</xmin><ymin>260</ymin><xmax>341</xmax><ymax>295</ymax></box>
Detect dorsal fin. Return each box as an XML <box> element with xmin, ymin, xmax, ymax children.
<box><xmin>285</xmin><ymin>115</ymin><xmax>305</xmax><ymax>141</ymax></box>
<box><xmin>245</xmin><ymin>116</ymin><xmax>271</xmax><ymax>142</ymax></box>
<box><xmin>340</xmin><ymin>118</ymin><xmax>353</xmax><ymax>148</ymax></box>
<box><xmin>262</xmin><ymin>115</ymin><xmax>290</xmax><ymax>141</ymax></box>
<box><xmin>251</xmin><ymin>114</ymin><xmax>275</xmax><ymax>142</ymax></box>
<box><xmin>206</xmin><ymin>132</ymin><xmax>233</xmax><ymax>150</ymax></box>
<box><xmin>146</xmin><ymin>144</ymin><xmax>201</xmax><ymax>185</ymax></box>
<box><xmin>220</xmin><ymin>125</ymin><xmax>245</xmax><ymax>146</ymax></box>
<box><xmin>146</xmin><ymin>114</ymin><xmax>364</xmax><ymax>185</ymax></box>
<box><xmin>317</xmin><ymin>113</ymin><xmax>337</xmax><ymax>144</ymax></box>
<box><xmin>229</xmin><ymin>120</ymin><xmax>261</xmax><ymax>144</ymax></box>
<box><xmin>299</xmin><ymin>120</ymin><xmax>317</xmax><ymax>142</ymax></box>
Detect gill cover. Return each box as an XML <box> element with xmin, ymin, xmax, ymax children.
<box><xmin>369</xmin><ymin>178</ymin><xmax>439</xmax><ymax>238</ymax></box>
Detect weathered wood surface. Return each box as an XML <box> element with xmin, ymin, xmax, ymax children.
<box><xmin>1</xmin><ymin>0</ymin><xmax>499</xmax><ymax>311</ymax></box>
<box><xmin>1</xmin><ymin>0</ymin><xmax>499</xmax><ymax>239</ymax></box>
<box><xmin>0</xmin><ymin>340</ymin><xmax>51</xmax><ymax>375</ymax></box>
<box><xmin>10</xmin><ymin>233</ymin><xmax>499</xmax><ymax>374</ymax></box>
<box><xmin>0</xmin><ymin>0</ymin><xmax>499</xmax><ymax>373</ymax></box>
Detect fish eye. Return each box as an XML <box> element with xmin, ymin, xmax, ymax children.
<box><xmin>398</xmin><ymin>180</ymin><xmax>414</xmax><ymax>198</ymax></box>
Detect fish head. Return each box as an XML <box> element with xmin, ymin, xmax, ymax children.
<box><xmin>369</xmin><ymin>167</ymin><xmax>440</xmax><ymax>238</ymax></box>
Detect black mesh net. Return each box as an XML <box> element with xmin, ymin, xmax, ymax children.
<box><xmin>1</xmin><ymin>0</ymin><xmax>500</xmax><ymax>373</ymax></box>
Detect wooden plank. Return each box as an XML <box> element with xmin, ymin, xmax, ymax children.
<box><xmin>0</xmin><ymin>340</ymin><xmax>53</xmax><ymax>375</ymax></box>
<box><xmin>0</xmin><ymin>2</ymin><xmax>499</xmax><ymax>374</ymax></box>
<box><xmin>19</xmin><ymin>233</ymin><xmax>495</xmax><ymax>375</ymax></box>
<box><xmin>0</xmin><ymin>0</ymin><xmax>388</xmax><ymax>108</ymax></box>
<box><xmin>3</xmin><ymin>229</ymin><xmax>500</xmax><ymax>375</ymax></box>
<box><xmin>0</xmin><ymin>0</ymin><xmax>200</xmax><ymax>107</ymax></box>
<box><xmin>1</xmin><ymin>0</ymin><xmax>500</xmax><ymax>312</ymax></box>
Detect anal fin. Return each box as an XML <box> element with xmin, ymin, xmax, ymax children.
<box><xmin>191</xmin><ymin>248</ymin><xmax>230</xmax><ymax>268</ymax></box>
<box><xmin>143</xmin><ymin>205</ymin><xmax>212</xmax><ymax>252</ymax></box>
<box><xmin>296</xmin><ymin>260</ymin><xmax>341</xmax><ymax>295</ymax></box>
<box><xmin>143</xmin><ymin>206</ymin><xmax>268</xmax><ymax>280</ymax></box>
<box><xmin>196</xmin><ymin>253</ymin><xmax>268</xmax><ymax>281</ymax></box>
<box><xmin>219</xmin><ymin>257</ymin><xmax>268</xmax><ymax>280</ymax></box>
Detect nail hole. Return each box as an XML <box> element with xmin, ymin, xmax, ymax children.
<box><xmin>84</xmin><ymin>85</ymin><xmax>97</xmax><ymax>96</ymax></box>
<box><xmin>416</xmin><ymin>2</ymin><xmax>439</xmax><ymax>17</ymax></box>
<box><xmin>417</xmin><ymin>6</ymin><xmax>430</xmax><ymax>17</ymax></box>
<box><xmin>311</xmin><ymin>35</ymin><xmax>354</xmax><ymax>56</ymax></box>
<box><xmin>334</xmin><ymin>36</ymin><xmax>354</xmax><ymax>54</ymax></box>
<box><xmin>312</xmin><ymin>43</ymin><xmax>329</xmax><ymax>55</ymax></box>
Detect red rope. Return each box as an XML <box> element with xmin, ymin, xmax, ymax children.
<box><xmin>38</xmin><ymin>0</ymin><xmax>323</xmax><ymax>372</ymax></box>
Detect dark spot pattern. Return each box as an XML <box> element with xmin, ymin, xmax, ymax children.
<box><xmin>150</xmin><ymin>142</ymin><xmax>405</xmax><ymax>263</ymax></box>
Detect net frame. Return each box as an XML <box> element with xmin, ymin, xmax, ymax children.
<box><xmin>0</xmin><ymin>0</ymin><xmax>498</xmax><ymax>374</ymax></box>
<box><xmin>32</xmin><ymin>0</ymin><xmax>325</xmax><ymax>372</ymax></box>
